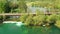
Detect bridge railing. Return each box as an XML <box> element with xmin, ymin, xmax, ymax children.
<box><xmin>0</xmin><ymin>12</ymin><xmax>60</xmax><ymax>16</ymax></box>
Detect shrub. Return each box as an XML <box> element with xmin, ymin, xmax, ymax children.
<box><xmin>55</xmin><ymin>14</ymin><xmax>60</xmax><ymax>28</ymax></box>
<box><xmin>20</xmin><ymin>13</ymin><xmax>28</xmax><ymax>23</ymax></box>
<box><xmin>25</xmin><ymin>14</ymin><xmax>33</xmax><ymax>25</ymax></box>
<box><xmin>0</xmin><ymin>16</ymin><xmax>3</xmax><ymax>23</ymax></box>
<box><xmin>46</xmin><ymin>14</ymin><xmax>57</xmax><ymax>25</ymax></box>
<box><xmin>55</xmin><ymin>20</ymin><xmax>60</xmax><ymax>28</ymax></box>
<box><xmin>33</xmin><ymin>15</ymin><xmax>47</xmax><ymax>26</ymax></box>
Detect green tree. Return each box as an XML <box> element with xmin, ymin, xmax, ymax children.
<box><xmin>0</xmin><ymin>0</ymin><xmax>6</xmax><ymax>13</ymax></box>
<box><xmin>18</xmin><ymin>1</ymin><xmax>27</xmax><ymax>13</ymax></box>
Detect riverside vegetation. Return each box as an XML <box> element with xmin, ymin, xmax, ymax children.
<box><xmin>20</xmin><ymin>12</ymin><xmax>60</xmax><ymax>28</ymax></box>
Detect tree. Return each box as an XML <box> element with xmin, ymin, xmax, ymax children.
<box><xmin>4</xmin><ymin>0</ymin><xmax>19</xmax><ymax>13</ymax></box>
<box><xmin>0</xmin><ymin>0</ymin><xmax>6</xmax><ymax>13</ymax></box>
<box><xmin>18</xmin><ymin>1</ymin><xmax>27</xmax><ymax>13</ymax></box>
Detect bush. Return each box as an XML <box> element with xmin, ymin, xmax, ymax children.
<box><xmin>55</xmin><ymin>14</ymin><xmax>60</xmax><ymax>28</ymax></box>
<box><xmin>33</xmin><ymin>15</ymin><xmax>47</xmax><ymax>26</ymax></box>
<box><xmin>55</xmin><ymin>20</ymin><xmax>60</xmax><ymax>28</ymax></box>
<box><xmin>0</xmin><ymin>16</ymin><xmax>3</xmax><ymax>23</ymax></box>
<box><xmin>46</xmin><ymin>14</ymin><xmax>57</xmax><ymax>25</ymax></box>
<box><xmin>20</xmin><ymin>13</ymin><xmax>28</xmax><ymax>23</ymax></box>
<box><xmin>25</xmin><ymin>14</ymin><xmax>33</xmax><ymax>25</ymax></box>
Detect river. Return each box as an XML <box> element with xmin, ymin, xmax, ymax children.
<box><xmin>0</xmin><ymin>23</ymin><xmax>60</xmax><ymax>34</ymax></box>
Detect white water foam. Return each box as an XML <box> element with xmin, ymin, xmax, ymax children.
<box><xmin>3</xmin><ymin>21</ymin><xmax>24</xmax><ymax>26</ymax></box>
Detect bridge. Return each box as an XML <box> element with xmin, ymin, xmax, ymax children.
<box><xmin>0</xmin><ymin>13</ymin><xmax>36</xmax><ymax>16</ymax></box>
<box><xmin>0</xmin><ymin>12</ymin><xmax>59</xmax><ymax>22</ymax></box>
<box><xmin>0</xmin><ymin>12</ymin><xmax>59</xmax><ymax>16</ymax></box>
<box><xmin>0</xmin><ymin>13</ymin><xmax>36</xmax><ymax>21</ymax></box>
